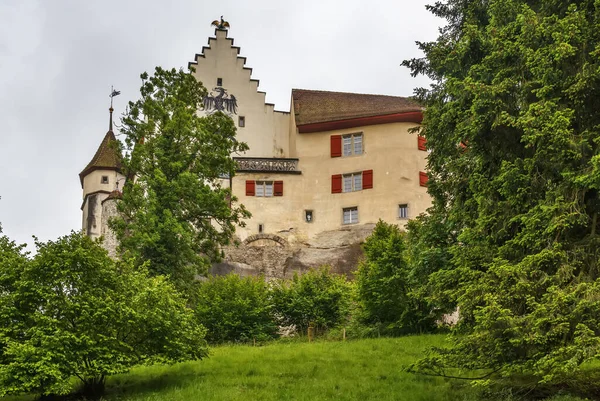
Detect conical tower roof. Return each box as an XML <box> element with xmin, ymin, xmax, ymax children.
<box><xmin>79</xmin><ymin>111</ymin><xmax>122</xmax><ymax>186</ymax></box>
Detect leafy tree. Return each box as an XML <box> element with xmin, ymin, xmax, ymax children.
<box><xmin>111</xmin><ymin>67</ymin><xmax>250</xmax><ymax>296</ymax></box>
<box><xmin>0</xmin><ymin>232</ymin><xmax>207</xmax><ymax>398</ymax></box>
<box><xmin>0</xmin><ymin>228</ymin><xmax>29</xmax><ymax>374</ymax></box>
<box><xmin>195</xmin><ymin>274</ymin><xmax>279</xmax><ymax>344</ymax></box>
<box><xmin>355</xmin><ymin>220</ymin><xmax>437</xmax><ymax>335</ymax></box>
<box><xmin>403</xmin><ymin>0</ymin><xmax>600</xmax><ymax>388</ymax></box>
<box><xmin>271</xmin><ymin>267</ymin><xmax>352</xmax><ymax>335</ymax></box>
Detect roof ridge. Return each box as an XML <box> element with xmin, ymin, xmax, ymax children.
<box><xmin>291</xmin><ymin>88</ymin><xmax>414</xmax><ymax>99</ymax></box>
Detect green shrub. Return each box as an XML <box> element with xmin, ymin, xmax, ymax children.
<box><xmin>271</xmin><ymin>267</ymin><xmax>352</xmax><ymax>335</ymax></box>
<box><xmin>195</xmin><ymin>274</ymin><xmax>278</xmax><ymax>344</ymax></box>
<box><xmin>0</xmin><ymin>232</ymin><xmax>207</xmax><ymax>398</ymax></box>
<box><xmin>355</xmin><ymin>220</ymin><xmax>437</xmax><ymax>336</ymax></box>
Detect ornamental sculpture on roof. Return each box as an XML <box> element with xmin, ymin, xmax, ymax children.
<box><xmin>211</xmin><ymin>16</ymin><xmax>230</xmax><ymax>30</ymax></box>
<box><xmin>203</xmin><ymin>87</ymin><xmax>238</xmax><ymax>114</ymax></box>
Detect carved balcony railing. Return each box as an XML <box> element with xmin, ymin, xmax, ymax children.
<box><xmin>234</xmin><ymin>157</ymin><xmax>301</xmax><ymax>174</ymax></box>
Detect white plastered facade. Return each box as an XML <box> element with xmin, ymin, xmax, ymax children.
<box><xmin>190</xmin><ymin>29</ymin><xmax>430</xmax><ymax>244</ymax></box>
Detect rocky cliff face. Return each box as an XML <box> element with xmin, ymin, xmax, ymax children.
<box><xmin>210</xmin><ymin>223</ymin><xmax>375</xmax><ymax>279</ymax></box>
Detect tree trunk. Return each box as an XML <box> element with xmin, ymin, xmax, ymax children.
<box><xmin>81</xmin><ymin>376</ymin><xmax>106</xmax><ymax>399</ymax></box>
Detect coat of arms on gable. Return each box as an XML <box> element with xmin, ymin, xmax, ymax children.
<box><xmin>203</xmin><ymin>87</ymin><xmax>238</xmax><ymax>114</ymax></box>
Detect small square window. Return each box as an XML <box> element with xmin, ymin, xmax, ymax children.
<box><xmin>239</xmin><ymin>116</ymin><xmax>245</xmax><ymax>127</ymax></box>
<box><xmin>343</xmin><ymin>207</ymin><xmax>358</xmax><ymax>225</ymax></box>
<box><xmin>398</xmin><ymin>204</ymin><xmax>409</xmax><ymax>219</ymax></box>
<box><xmin>101</xmin><ymin>176</ymin><xmax>109</xmax><ymax>184</ymax></box>
<box><xmin>217</xmin><ymin>77</ymin><xmax>223</xmax><ymax>86</ymax></box>
<box><xmin>305</xmin><ymin>210</ymin><xmax>314</xmax><ymax>223</ymax></box>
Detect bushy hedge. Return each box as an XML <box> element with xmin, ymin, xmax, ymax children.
<box><xmin>271</xmin><ymin>267</ymin><xmax>352</xmax><ymax>335</ymax></box>
<box><xmin>195</xmin><ymin>274</ymin><xmax>279</xmax><ymax>343</ymax></box>
<box><xmin>0</xmin><ymin>232</ymin><xmax>206</xmax><ymax>398</ymax></box>
<box><xmin>355</xmin><ymin>220</ymin><xmax>437</xmax><ymax>336</ymax></box>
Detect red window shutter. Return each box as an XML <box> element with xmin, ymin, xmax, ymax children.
<box><xmin>363</xmin><ymin>169</ymin><xmax>373</xmax><ymax>189</ymax></box>
<box><xmin>418</xmin><ymin>135</ymin><xmax>427</xmax><ymax>151</ymax></box>
<box><xmin>330</xmin><ymin>135</ymin><xmax>342</xmax><ymax>158</ymax></box>
<box><xmin>274</xmin><ymin>181</ymin><xmax>284</xmax><ymax>196</ymax></box>
<box><xmin>419</xmin><ymin>171</ymin><xmax>429</xmax><ymax>187</ymax></box>
<box><xmin>331</xmin><ymin>174</ymin><xmax>342</xmax><ymax>193</ymax></box>
<box><xmin>245</xmin><ymin>180</ymin><xmax>255</xmax><ymax>196</ymax></box>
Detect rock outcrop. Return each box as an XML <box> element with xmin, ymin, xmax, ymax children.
<box><xmin>210</xmin><ymin>223</ymin><xmax>376</xmax><ymax>279</ymax></box>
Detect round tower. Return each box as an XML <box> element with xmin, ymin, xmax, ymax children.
<box><xmin>79</xmin><ymin>107</ymin><xmax>125</xmax><ymax>240</ymax></box>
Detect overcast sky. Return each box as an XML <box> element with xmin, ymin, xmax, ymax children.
<box><xmin>0</xmin><ymin>0</ymin><xmax>442</xmax><ymax>249</ymax></box>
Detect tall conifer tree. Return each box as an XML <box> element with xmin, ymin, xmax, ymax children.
<box><xmin>404</xmin><ymin>0</ymin><xmax>600</xmax><ymax>386</ymax></box>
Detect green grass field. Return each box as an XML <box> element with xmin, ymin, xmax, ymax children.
<box><xmin>1</xmin><ymin>335</ymin><xmax>588</xmax><ymax>401</ymax></box>
<box><xmin>105</xmin><ymin>335</ymin><xmax>470</xmax><ymax>401</ymax></box>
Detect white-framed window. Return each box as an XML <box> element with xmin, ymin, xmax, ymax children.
<box><xmin>255</xmin><ymin>181</ymin><xmax>273</xmax><ymax>197</ymax></box>
<box><xmin>342</xmin><ymin>133</ymin><xmax>363</xmax><ymax>156</ymax></box>
<box><xmin>343</xmin><ymin>172</ymin><xmax>362</xmax><ymax>192</ymax></box>
<box><xmin>343</xmin><ymin>207</ymin><xmax>359</xmax><ymax>225</ymax></box>
<box><xmin>398</xmin><ymin>204</ymin><xmax>409</xmax><ymax>219</ymax></box>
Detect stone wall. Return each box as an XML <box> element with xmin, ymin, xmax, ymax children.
<box><xmin>210</xmin><ymin>223</ymin><xmax>375</xmax><ymax>279</ymax></box>
<box><xmin>100</xmin><ymin>199</ymin><xmax>119</xmax><ymax>258</ymax></box>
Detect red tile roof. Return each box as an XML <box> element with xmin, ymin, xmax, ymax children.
<box><xmin>292</xmin><ymin>89</ymin><xmax>422</xmax><ymax>126</ymax></box>
<box><xmin>79</xmin><ymin>131</ymin><xmax>122</xmax><ymax>186</ymax></box>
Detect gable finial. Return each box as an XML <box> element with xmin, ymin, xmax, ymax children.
<box><xmin>108</xmin><ymin>86</ymin><xmax>121</xmax><ymax>131</ymax></box>
<box><xmin>211</xmin><ymin>16</ymin><xmax>230</xmax><ymax>30</ymax></box>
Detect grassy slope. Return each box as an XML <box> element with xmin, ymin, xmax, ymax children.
<box><xmin>1</xmin><ymin>335</ymin><xmax>587</xmax><ymax>401</ymax></box>
<box><xmin>104</xmin><ymin>335</ymin><xmax>474</xmax><ymax>401</ymax></box>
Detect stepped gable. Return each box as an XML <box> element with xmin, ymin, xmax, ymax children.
<box><xmin>188</xmin><ymin>29</ymin><xmax>275</xmax><ymax>106</ymax></box>
<box><xmin>292</xmin><ymin>89</ymin><xmax>422</xmax><ymax>126</ymax></box>
<box><xmin>79</xmin><ymin>130</ymin><xmax>122</xmax><ymax>186</ymax></box>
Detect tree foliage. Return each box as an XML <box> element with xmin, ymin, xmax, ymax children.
<box><xmin>111</xmin><ymin>67</ymin><xmax>250</xmax><ymax>296</ymax></box>
<box><xmin>355</xmin><ymin>220</ymin><xmax>437</xmax><ymax>335</ymax></box>
<box><xmin>403</xmin><ymin>0</ymin><xmax>600</xmax><ymax>386</ymax></box>
<box><xmin>0</xmin><ymin>232</ymin><xmax>207</xmax><ymax>398</ymax></box>
<box><xmin>271</xmin><ymin>267</ymin><xmax>352</xmax><ymax>335</ymax></box>
<box><xmin>195</xmin><ymin>274</ymin><xmax>279</xmax><ymax>344</ymax></box>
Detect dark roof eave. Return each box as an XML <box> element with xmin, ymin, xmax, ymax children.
<box><xmin>297</xmin><ymin>111</ymin><xmax>423</xmax><ymax>133</ymax></box>
<box><xmin>80</xmin><ymin>190</ymin><xmax>112</xmax><ymax>210</ymax></box>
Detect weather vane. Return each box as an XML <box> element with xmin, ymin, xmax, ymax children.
<box><xmin>211</xmin><ymin>16</ymin><xmax>230</xmax><ymax>30</ymax></box>
<box><xmin>108</xmin><ymin>86</ymin><xmax>121</xmax><ymax>131</ymax></box>
<box><xmin>109</xmin><ymin>86</ymin><xmax>121</xmax><ymax>109</ymax></box>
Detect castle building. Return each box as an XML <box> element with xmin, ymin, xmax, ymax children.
<box><xmin>80</xmin><ymin>25</ymin><xmax>430</xmax><ymax>277</ymax></box>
